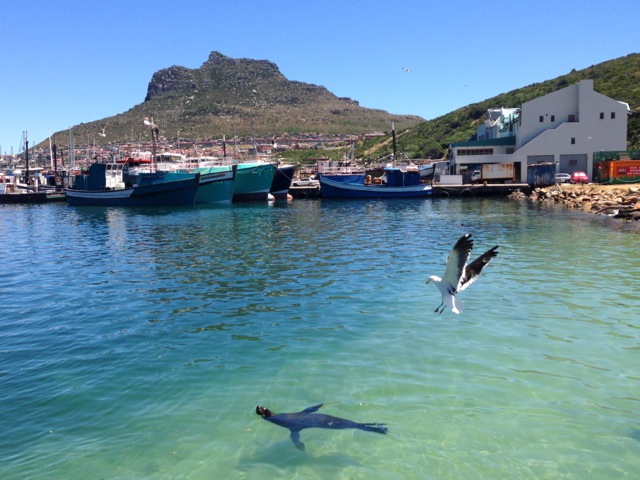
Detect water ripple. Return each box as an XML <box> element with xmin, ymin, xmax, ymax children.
<box><xmin>1</xmin><ymin>200</ymin><xmax>639</xmax><ymax>478</ymax></box>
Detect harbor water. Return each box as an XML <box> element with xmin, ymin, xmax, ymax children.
<box><xmin>1</xmin><ymin>198</ymin><xmax>639</xmax><ymax>479</ymax></box>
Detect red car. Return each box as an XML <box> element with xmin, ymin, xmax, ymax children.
<box><xmin>570</xmin><ymin>171</ymin><xmax>589</xmax><ymax>184</ymax></box>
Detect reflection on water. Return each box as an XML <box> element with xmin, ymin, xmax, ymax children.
<box><xmin>0</xmin><ymin>199</ymin><xmax>639</xmax><ymax>479</ymax></box>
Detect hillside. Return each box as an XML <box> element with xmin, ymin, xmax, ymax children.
<box><xmin>368</xmin><ymin>53</ymin><xmax>640</xmax><ymax>160</ymax></box>
<box><xmin>49</xmin><ymin>52</ymin><xmax>423</xmax><ymax>146</ymax></box>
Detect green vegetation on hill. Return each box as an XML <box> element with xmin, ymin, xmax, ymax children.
<box><xmin>48</xmin><ymin>51</ymin><xmax>423</xmax><ymax>147</ymax></box>
<box><xmin>363</xmin><ymin>53</ymin><xmax>640</xmax><ymax>159</ymax></box>
<box><xmin>41</xmin><ymin>52</ymin><xmax>639</xmax><ymax>159</ymax></box>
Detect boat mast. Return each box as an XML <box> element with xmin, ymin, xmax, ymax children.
<box><xmin>24</xmin><ymin>132</ymin><xmax>29</xmax><ymax>185</ymax></box>
<box><xmin>53</xmin><ymin>143</ymin><xmax>58</xmax><ymax>177</ymax></box>
<box><xmin>144</xmin><ymin>116</ymin><xmax>158</xmax><ymax>170</ymax></box>
<box><xmin>222</xmin><ymin>134</ymin><xmax>227</xmax><ymax>162</ymax></box>
<box><xmin>48</xmin><ymin>133</ymin><xmax>54</xmax><ymax>170</ymax></box>
<box><xmin>68</xmin><ymin>129</ymin><xmax>75</xmax><ymax>170</ymax></box>
<box><xmin>391</xmin><ymin>121</ymin><xmax>397</xmax><ymax>163</ymax></box>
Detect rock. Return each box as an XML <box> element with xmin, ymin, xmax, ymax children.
<box><xmin>527</xmin><ymin>184</ymin><xmax>640</xmax><ymax>221</ymax></box>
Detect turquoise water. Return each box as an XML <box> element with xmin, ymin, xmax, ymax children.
<box><xmin>1</xmin><ymin>198</ymin><xmax>639</xmax><ymax>479</ymax></box>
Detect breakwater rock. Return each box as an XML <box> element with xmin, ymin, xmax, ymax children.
<box><xmin>523</xmin><ymin>184</ymin><xmax>640</xmax><ymax>221</ymax></box>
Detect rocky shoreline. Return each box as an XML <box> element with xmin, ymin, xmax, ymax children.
<box><xmin>510</xmin><ymin>184</ymin><xmax>640</xmax><ymax>221</ymax></box>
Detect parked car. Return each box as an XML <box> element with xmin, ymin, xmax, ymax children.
<box><xmin>555</xmin><ymin>173</ymin><xmax>571</xmax><ymax>183</ymax></box>
<box><xmin>570</xmin><ymin>171</ymin><xmax>589</xmax><ymax>184</ymax></box>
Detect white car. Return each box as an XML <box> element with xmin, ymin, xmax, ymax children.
<box><xmin>555</xmin><ymin>173</ymin><xmax>571</xmax><ymax>184</ymax></box>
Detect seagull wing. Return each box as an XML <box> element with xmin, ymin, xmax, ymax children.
<box><xmin>441</xmin><ymin>234</ymin><xmax>474</xmax><ymax>293</ymax></box>
<box><xmin>458</xmin><ymin>245</ymin><xmax>499</xmax><ymax>291</ymax></box>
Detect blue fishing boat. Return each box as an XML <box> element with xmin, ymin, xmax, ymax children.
<box><xmin>65</xmin><ymin>162</ymin><xmax>199</xmax><ymax>207</ymax></box>
<box><xmin>319</xmin><ymin>166</ymin><xmax>433</xmax><ymax>199</ymax></box>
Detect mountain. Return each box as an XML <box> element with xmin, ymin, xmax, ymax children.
<box><xmin>53</xmin><ymin>51</ymin><xmax>424</xmax><ymax>145</ymax></box>
<box><xmin>370</xmin><ymin>53</ymin><xmax>640</xmax><ymax>160</ymax></box>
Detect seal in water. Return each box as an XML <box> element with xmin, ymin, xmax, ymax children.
<box><xmin>256</xmin><ymin>403</ymin><xmax>388</xmax><ymax>451</ymax></box>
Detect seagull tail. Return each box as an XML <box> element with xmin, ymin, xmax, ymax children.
<box><xmin>450</xmin><ymin>296</ymin><xmax>463</xmax><ymax>314</ymax></box>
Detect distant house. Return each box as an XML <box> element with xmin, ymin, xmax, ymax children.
<box><xmin>449</xmin><ymin>80</ymin><xmax>630</xmax><ymax>183</ymax></box>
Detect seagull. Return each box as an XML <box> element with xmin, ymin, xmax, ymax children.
<box><xmin>401</xmin><ymin>66</ymin><xmax>411</xmax><ymax>72</ymax></box>
<box><xmin>98</xmin><ymin>128</ymin><xmax>106</xmax><ymax>137</ymax></box>
<box><xmin>426</xmin><ymin>234</ymin><xmax>499</xmax><ymax>314</ymax></box>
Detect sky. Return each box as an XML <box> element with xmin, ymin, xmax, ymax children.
<box><xmin>1</xmin><ymin>0</ymin><xmax>637</xmax><ymax>154</ymax></box>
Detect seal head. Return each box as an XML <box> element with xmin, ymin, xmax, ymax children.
<box><xmin>256</xmin><ymin>405</ymin><xmax>274</xmax><ymax>417</ymax></box>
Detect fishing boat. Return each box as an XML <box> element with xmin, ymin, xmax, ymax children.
<box><xmin>319</xmin><ymin>165</ymin><xmax>433</xmax><ymax>199</ymax></box>
<box><xmin>1</xmin><ymin>133</ymin><xmax>66</xmax><ymax>204</ymax></box>
<box><xmin>193</xmin><ymin>165</ymin><xmax>236</xmax><ymax>204</ymax></box>
<box><xmin>233</xmin><ymin>162</ymin><xmax>276</xmax><ymax>202</ymax></box>
<box><xmin>205</xmin><ymin>161</ymin><xmax>275</xmax><ymax>202</ymax></box>
<box><xmin>162</xmin><ymin>155</ymin><xmax>275</xmax><ymax>203</ymax></box>
<box><xmin>65</xmin><ymin>162</ymin><xmax>199</xmax><ymax>207</ymax></box>
<box><xmin>270</xmin><ymin>163</ymin><xmax>297</xmax><ymax>200</ymax></box>
<box><xmin>318</xmin><ymin>121</ymin><xmax>433</xmax><ymax>199</ymax></box>
<box><xmin>1</xmin><ymin>172</ymin><xmax>64</xmax><ymax>203</ymax></box>
<box><xmin>125</xmin><ymin>154</ymin><xmax>236</xmax><ymax>205</ymax></box>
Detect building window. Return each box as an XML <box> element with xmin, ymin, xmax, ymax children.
<box><xmin>571</xmin><ymin>137</ymin><xmax>576</xmax><ymax>145</ymax></box>
<box><xmin>539</xmin><ymin>115</ymin><xmax>544</xmax><ymax>122</ymax></box>
<box><xmin>551</xmin><ymin>115</ymin><xmax>555</xmax><ymax>122</ymax></box>
<box><xmin>600</xmin><ymin>112</ymin><xmax>604</xmax><ymax>119</ymax></box>
<box><xmin>611</xmin><ymin>112</ymin><xmax>616</xmax><ymax>119</ymax></box>
<box><xmin>568</xmin><ymin>114</ymin><xmax>576</xmax><ymax>122</ymax></box>
<box><xmin>457</xmin><ymin>148</ymin><xmax>495</xmax><ymax>156</ymax></box>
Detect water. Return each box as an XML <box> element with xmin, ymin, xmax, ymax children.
<box><xmin>1</xmin><ymin>198</ymin><xmax>639</xmax><ymax>479</ymax></box>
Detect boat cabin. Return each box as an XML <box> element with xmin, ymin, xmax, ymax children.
<box><xmin>383</xmin><ymin>166</ymin><xmax>421</xmax><ymax>187</ymax></box>
<box><xmin>72</xmin><ymin>163</ymin><xmax>128</xmax><ymax>191</ymax></box>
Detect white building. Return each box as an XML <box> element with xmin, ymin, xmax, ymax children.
<box><xmin>449</xmin><ymin>80</ymin><xmax>630</xmax><ymax>183</ymax></box>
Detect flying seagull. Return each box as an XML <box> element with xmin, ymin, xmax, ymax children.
<box><xmin>426</xmin><ymin>234</ymin><xmax>499</xmax><ymax>314</ymax></box>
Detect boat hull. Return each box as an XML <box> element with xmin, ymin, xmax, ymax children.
<box><xmin>210</xmin><ymin>163</ymin><xmax>275</xmax><ymax>202</ymax></box>
<box><xmin>319</xmin><ymin>175</ymin><xmax>433</xmax><ymax>199</ymax></box>
<box><xmin>65</xmin><ymin>175</ymin><xmax>199</xmax><ymax>207</ymax></box>
<box><xmin>270</xmin><ymin>164</ymin><xmax>297</xmax><ymax>199</ymax></box>
<box><xmin>1</xmin><ymin>192</ymin><xmax>50</xmax><ymax>204</ymax></box>
<box><xmin>194</xmin><ymin>166</ymin><xmax>236</xmax><ymax>204</ymax></box>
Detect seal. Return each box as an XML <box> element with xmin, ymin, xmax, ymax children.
<box><xmin>256</xmin><ymin>403</ymin><xmax>388</xmax><ymax>451</ymax></box>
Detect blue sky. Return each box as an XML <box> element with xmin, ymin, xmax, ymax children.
<box><xmin>1</xmin><ymin>0</ymin><xmax>637</xmax><ymax>154</ymax></box>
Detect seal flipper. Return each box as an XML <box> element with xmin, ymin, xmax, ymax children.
<box><xmin>290</xmin><ymin>431</ymin><xmax>305</xmax><ymax>451</ymax></box>
<box><xmin>300</xmin><ymin>403</ymin><xmax>323</xmax><ymax>414</ymax></box>
<box><xmin>356</xmin><ymin>423</ymin><xmax>388</xmax><ymax>434</ymax></box>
